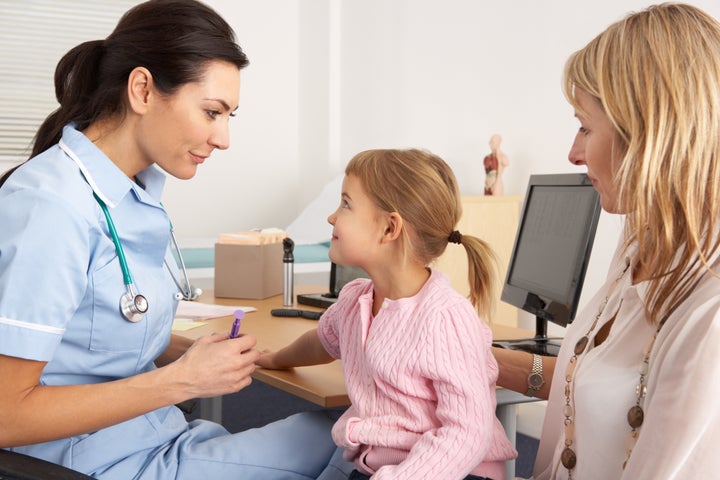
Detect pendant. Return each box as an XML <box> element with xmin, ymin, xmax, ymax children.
<box><xmin>561</xmin><ymin>447</ymin><xmax>577</xmax><ymax>469</ymax></box>
<box><xmin>574</xmin><ymin>336</ymin><xmax>589</xmax><ymax>355</ymax></box>
<box><xmin>627</xmin><ymin>405</ymin><xmax>644</xmax><ymax>429</ymax></box>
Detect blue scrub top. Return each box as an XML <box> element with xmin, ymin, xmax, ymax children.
<box><xmin>0</xmin><ymin>125</ymin><xmax>188</xmax><ymax>471</ymax></box>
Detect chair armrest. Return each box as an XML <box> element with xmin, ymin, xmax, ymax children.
<box><xmin>0</xmin><ymin>449</ymin><xmax>93</xmax><ymax>480</ymax></box>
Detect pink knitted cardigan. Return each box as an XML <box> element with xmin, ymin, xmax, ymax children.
<box><xmin>318</xmin><ymin>269</ymin><xmax>517</xmax><ymax>480</ymax></box>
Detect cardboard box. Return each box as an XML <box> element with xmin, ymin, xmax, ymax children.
<box><xmin>214</xmin><ymin>242</ymin><xmax>283</xmax><ymax>299</ymax></box>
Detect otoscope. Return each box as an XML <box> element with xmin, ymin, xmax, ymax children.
<box><xmin>283</xmin><ymin>237</ymin><xmax>295</xmax><ymax>306</ymax></box>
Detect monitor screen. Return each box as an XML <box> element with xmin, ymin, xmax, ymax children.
<box><xmin>331</xmin><ymin>263</ymin><xmax>370</xmax><ymax>296</ymax></box>
<box><xmin>501</xmin><ymin>173</ymin><xmax>601</xmax><ymax>329</ymax></box>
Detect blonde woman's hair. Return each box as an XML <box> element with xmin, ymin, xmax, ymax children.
<box><xmin>563</xmin><ymin>3</ymin><xmax>720</xmax><ymax>324</ymax></box>
<box><xmin>345</xmin><ymin>149</ymin><xmax>498</xmax><ymax>319</ymax></box>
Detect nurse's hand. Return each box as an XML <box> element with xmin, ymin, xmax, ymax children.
<box><xmin>155</xmin><ymin>334</ymin><xmax>194</xmax><ymax>367</ymax></box>
<box><xmin>167</xmin><ymin>332</ymin><xmax>260</xmax><ymax>400</ymax></box>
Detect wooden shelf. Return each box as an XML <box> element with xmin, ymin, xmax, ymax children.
<box><xmin>433</xmin><ymin>195</ymin><xmax>522</xmax><ymax>327</ymax></box>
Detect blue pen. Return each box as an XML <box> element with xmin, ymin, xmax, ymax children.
<box><xmin>230</xmin><ymin>309</ymin><xmax>244</xmax><ymax>338</ymax></box>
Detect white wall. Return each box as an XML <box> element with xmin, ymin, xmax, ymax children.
<box><xmin>162</xmin><ymin>0</ymin><xmax>302</xmax><ymax>237</ymax></box>
<box><xmin>5</xmin><ymin>1</ymin><xmax>719</xmax><ymax>313</ymax></box>
<box><xmin>167</xmin><ymin>0</ymin><xmax>718</xmax><ymax>326</ymax></box>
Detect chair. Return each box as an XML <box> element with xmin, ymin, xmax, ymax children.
<box><xmin>0</xmin><ymin>449</ymin><xmax>93</xmax><ymax>480</ymax></box>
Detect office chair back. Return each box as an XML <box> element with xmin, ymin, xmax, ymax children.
<box><xmin>0</xmin><ymin>449</ymin><xmax>93</xmax><ymax>480</ymax></box>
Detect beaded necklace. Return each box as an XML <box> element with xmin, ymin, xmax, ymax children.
<box><xmin>560</xmin><ymin>261</ymin><xmax>630</xmax><ymax>478</ymax></box>
<box><xmin>561</xmin><ymin>260</ymin><xmax>698</xmax><ymax>477</ymax></box>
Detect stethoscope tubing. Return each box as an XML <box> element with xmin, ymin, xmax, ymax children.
<box><xmin>94</xmin><ymin>192</ymin><xmax>134</xmax><ymax>286</ymax></box>
<box><xmin>166</xmin><ymin>229</ymin><xmax>200</xmax><ymax>301</ymax></box>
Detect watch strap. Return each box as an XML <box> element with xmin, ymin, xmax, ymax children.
<box><xmin>525</xmin><ymin>353</ymin><xmax>545</xmax><ymax>397</ymax></box>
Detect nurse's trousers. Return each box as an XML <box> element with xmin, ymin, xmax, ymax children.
<box><xmin>35</xmin><ymin>410</ymin><xmax>355</xmax><ymax>480</ymax></box>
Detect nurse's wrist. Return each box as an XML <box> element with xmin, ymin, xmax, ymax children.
<box><xmin>149</xmin><ymin>361</ymin><xmax>196</xmax><ymax>406</ymax></box>
<box><xmin>155</xmin><ymin>334</ymin><xmax>194</xmax><ymax>367</ymax></box>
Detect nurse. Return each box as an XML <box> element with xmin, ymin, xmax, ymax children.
<box><xmin>0</xmin><ymin>0</ymin><xmax>351</xmax><ymax>478</ymax></box>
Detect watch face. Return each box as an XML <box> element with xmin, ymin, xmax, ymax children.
<box><xmin>529</xmin><ymin>373</ymin><xmax>544</xmax><ymax>388</ymax></box>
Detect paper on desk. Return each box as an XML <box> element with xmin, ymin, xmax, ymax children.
<box><xmin>172</xmin><ymin>321</ymin><xmax>207</xmax><ymax>331</ymax></box>
<box><xmin>174</xmin><ymin>301</ymin><xmax>257</xmax><ymax>322</ymax></box>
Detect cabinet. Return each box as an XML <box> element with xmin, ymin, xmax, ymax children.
<box><xmin>433</xmin><ymin>195</ymin><xmax>522</xmax><ymax>327</ymax></box>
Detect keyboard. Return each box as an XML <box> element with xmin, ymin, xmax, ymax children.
<box><xmin>493</xmin><ymin>339</ymin><xmax>561</xmax><ymax>357</ymax></box>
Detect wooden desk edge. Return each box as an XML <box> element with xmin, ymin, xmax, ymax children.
<box><xmin>253</xmin><ymin>370</ymin><xmax>349</xmax><ymax>408</ymax></box>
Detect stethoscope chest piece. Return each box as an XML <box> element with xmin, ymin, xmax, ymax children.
<box><xmin>121</xmin><ymin>285</ymin><xmax>148</xmax><ymax>323</ymax></box>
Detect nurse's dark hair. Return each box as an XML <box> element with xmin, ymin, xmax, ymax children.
<box><xmin>32</xmin><ymin>0</ymin><xmax>249</xmax><ymax>159</ymax></box>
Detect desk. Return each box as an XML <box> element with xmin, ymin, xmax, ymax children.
<box><xmin>176</xmin><ymin>286</ymin><xmax>349</xmax><ymax>408</ymax></box>
<box><xmin>176</xmin><ymin>286</ymin><xmax>537</xmax><ymax>480</ymax></box>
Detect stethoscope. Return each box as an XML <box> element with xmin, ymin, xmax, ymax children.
<box><xmin>93</xmin><ymin>192</ymin><xmax>202</xmax><ymax>323</ymax></box>
<box><xmin>58</xmin><ymin>138</ymin><xmax>200</xmax><ymax>323</ymax></box>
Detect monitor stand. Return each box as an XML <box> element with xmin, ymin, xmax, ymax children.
<box><xmin>492</xmin><ymin>316</ymin><xmax>562</xmax><ymax>357</ymax></box>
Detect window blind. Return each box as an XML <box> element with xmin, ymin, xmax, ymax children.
<box><xmin>0</xmin><ymin>1</ymin><xmax>138</xmax><ymax>162</ymax></box>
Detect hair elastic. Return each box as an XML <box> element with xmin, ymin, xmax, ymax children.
<box><xmin>448</xmin><ymin>230</ymin><xmax>462</xmax><ymax>244</ymax></box>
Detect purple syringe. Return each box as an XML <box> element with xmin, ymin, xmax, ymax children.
<box><xmin>230</xmin><ymin>309</ymin><xmax>245</xmax><ymax>338</ymax></box>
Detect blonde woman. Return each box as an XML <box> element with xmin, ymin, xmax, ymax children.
<box><xmin>493</xmin><ymin>3</ymin><xmax>720</xmax><ymax>478</ymax></box>
<box><xmin>258</xmin><ymin>149</ymin><xmax>517</xmax><ymax>480</ymax></box>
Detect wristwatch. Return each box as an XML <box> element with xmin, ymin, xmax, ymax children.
<box><xmin>525</xmin><ymin>354</ymin><xmax>545</xmax><ymax>397</ymax></box>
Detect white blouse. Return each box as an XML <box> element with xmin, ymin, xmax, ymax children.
<box><xmin>534</xmin><ymin>238</ymin><xmax>720</xmax><ymax>479</ymax></box>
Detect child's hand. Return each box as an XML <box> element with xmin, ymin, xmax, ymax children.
<box><xmin>254</xmin><ymin>330</ymin><xmax>328</xmax><ymax>370</ymax></box>
<box><xmin>255</xmin><ymin>349</ymin><xmax>285</xmax><ymax>370</ymax></box>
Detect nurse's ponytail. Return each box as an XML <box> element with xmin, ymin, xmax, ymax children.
<box><xmin>31</xmin><ymin>40</ymin><xmax>107</xmax><ymax>159</ymax></box>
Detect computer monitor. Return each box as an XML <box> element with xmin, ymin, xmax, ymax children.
<box><xmin>296</xmin><ymin>263</ymin><xmax>369</xmax><ymax>309</ymax></box>
<box><xmin>497</xmin><ymin>173</ymin><xmax>601</xmax><ymax>356</ymax></box>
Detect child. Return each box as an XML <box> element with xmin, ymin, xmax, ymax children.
<box><xmin>257</xmin><ymin>149</ymin><xmax>517</xmax><ymax>480</ymax></box>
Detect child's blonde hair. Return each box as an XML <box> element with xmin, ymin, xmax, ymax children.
<box><xmin>345</xmin><ymin>148</ymin><xmax>498</xmax><ymax>319</ymax></box>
